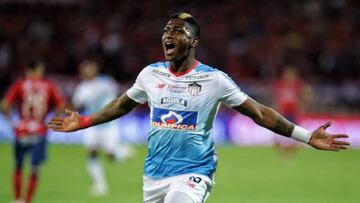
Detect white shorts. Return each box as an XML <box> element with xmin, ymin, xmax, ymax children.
<box><xmin>83</xmin><ymin>125</ymin><xmax>119</xmax><ymax>154</ymax></box>
<box><xmin>143</xmin><ymin>173</ymin><xmax>213</xmax><ymax>203</ymax></box>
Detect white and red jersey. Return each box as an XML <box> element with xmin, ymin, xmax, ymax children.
<box><xmin>4</xmin><ymin>77</ymin><xmax>64</xmax><ymax>137</ymax></box>
<box><xmin>273</xmin><ymin>79</ymin><xmax>304</xmax><ymax>116</ymax></box>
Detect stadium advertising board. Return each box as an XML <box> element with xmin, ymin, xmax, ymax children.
<box><xmin>0</xmin><ymin>112</ymin><xmax>359</xmax><ymax>148</ymax></box>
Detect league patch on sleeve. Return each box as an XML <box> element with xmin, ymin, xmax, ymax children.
<box><xmin>152</xmin><ymin>108</ymin><xmax>197</xmax><ymax>131</ymax></box>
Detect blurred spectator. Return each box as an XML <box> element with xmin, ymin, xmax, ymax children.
<box><xmin>0</xmin><ymin>0</ymin><xmax>359</xmax><ymax>112</ymax></box>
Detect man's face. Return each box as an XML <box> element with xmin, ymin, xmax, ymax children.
<box><xmin>162</xmin><ymin>19</ymin><xmax>196</xmax><ymax>61</ymax></box>
<box><xmin>80</xmin><ymin>64</ymin><xmax>98</xmax><ymax>80</ymax></box>
<box><xmin>35</xmin><ymin>64</ymin><xmax>45</xmax><ymax>77</ymax></box>
<box><xmin>26</xmin><ymin>63</ymin><xmax>45</xmax><ymax>78</ymax></box>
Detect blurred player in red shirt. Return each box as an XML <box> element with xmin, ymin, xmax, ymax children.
<box><xmin>2</xmin><ymin>60</ymin><xmax>65</xmax><ymax>203</ymax></box>
<box><xmin>272</xmin><ymin>66</ymin><xmax>312</xmax><ymax>161</ymax></box>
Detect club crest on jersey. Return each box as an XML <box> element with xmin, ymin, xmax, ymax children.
<box><xmin>188</xmin><ymin>82</ymin><xmax>202</xmax><ymax>96</ymax></box>
<box><xmin>161</xmin><ymin>97</ymin><xmax>187</xmax><ymax>107</ymax></box>
<box><xmin>152</xmin><ymin>108</ymin><xmax>197</xmax><ymax>131</ymax></box>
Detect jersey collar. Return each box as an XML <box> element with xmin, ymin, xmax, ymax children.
<box><xmin>168</xmin><ymin>60</ymin><xmax>199</xmax><ymax>77</ymax></box>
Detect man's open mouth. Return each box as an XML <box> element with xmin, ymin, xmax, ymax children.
<box><xmin>165</xmin><ymin>42</ymin><xmax>176</xmax><ymax>55</ymax></box>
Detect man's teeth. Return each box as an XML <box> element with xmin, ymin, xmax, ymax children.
<box><xmin>165</xmin><ymin>42</ymin><xmax>175</xmax><ymax>54</ymax></box>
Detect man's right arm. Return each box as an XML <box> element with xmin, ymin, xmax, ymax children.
<box><xmin>2</xmin><ymin>80</ymin><xmax>21</xmax><ymax>120</ymax></box>
<box><xmin>91</xmin><ymin>93</ymin><xmax>138</xmax><ymax>125</ymax></box>
<box><xmin>48</xmin><ymin>93</ymin><xmax>139</xmax><ymax>132</ymax></box>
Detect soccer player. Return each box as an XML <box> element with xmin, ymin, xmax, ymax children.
<box><xmin>48</xmin><ymin>13</ymin><xmax>349</xmax><ymax>203</ymax></box>
<box><xmin>72</xmin><ymin>60</ymin><xmax>132</xmax><ymax>196</ymax></box>
<box><xmin>3</xmin><ymin>60</ymin><xmax>64</xmax><ymax>203</ymax></box>
<box><xmin>272</xmin><ymin>66</ymin><xmax>313</xmax><ymax>161</ymax></box>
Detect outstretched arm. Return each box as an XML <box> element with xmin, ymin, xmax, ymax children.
<box><xmin>234</xmin><ymin>98</ymin><xmax>349</xmax><ymax>151</ymax></box>
<box><xmin>48</xmin><ymin>93</ymin><xmax>139</xmax><ymax>132</ymax></box>
<box><xmin>2</xmin><ymin>100</ymin><xmax>12</xmax><ymax>119</ymax></box>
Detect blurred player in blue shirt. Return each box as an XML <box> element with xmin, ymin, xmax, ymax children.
<box><xmin>72</xmin><ymin>60</ymin><xmax>133</xmax><ymax>196</ymax></box>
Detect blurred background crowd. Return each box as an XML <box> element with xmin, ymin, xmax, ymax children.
<box><xmin>0</xmin><ymin>0</ymin><xmax>359</xmax><ymax>113</ymax></box>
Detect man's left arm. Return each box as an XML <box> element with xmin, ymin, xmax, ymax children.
<box><xmin>2</xmin><ymin>80</ymin><xmax>21</xmax><ymax>119</ymax></box>
<box><xmin>234</xmin><ymin>98</ymin><xmax>349</xmax><ymax>151</ymax></box>
<box><xmin>2</xmin><ymin>100</ymin><xmax>12</xmax><ymax>119</ymax></box>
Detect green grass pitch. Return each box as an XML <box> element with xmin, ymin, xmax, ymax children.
<box><xmin>0</xmin><ymin>144</ymin><xmax>359</xmax><ymax>203</ymax></box>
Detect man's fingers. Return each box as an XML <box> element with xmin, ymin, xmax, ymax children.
<box><xmin>330</xmin><ymin>144</ymin><xmax>348</xmax><ymax>150</ymax></box>
<box><xmin>48</xmin><ymin>122</ymin><xmax>62</xmax><ymax>127</ymax></box>
<box><xmin>324</xmin><ymin>144</ymin><xmax>346</xmax><ymax>151</ymax></box>
<box><xmin>49</xmin><ymin>127</ymin><xmax>64</xmax><ymax>131</ymax></box>
<box><xmin>320</xmin><ymin>121</ymin><xmax>332</xmax><ymax>130</ymax></box>
<box><xmin>50</xmin><ymin>128</ymin><xmax>65</xmax><ymax>132</ymax></box>
<box><xmin>332</xmin><ymin>134</ymin><xmax>349</xmax><ymax>139</ymax></box>
<box><xmin>48</xmin><ymin>118</ymin><xmax>65</xmax><ymax>131</ymax></box>
<box><xmin>48</xmin><ymin>120</ymin><xmax>64</xmax><ymax>126</ymax></box>
<box><xmin>65</xmin><ymin>108</ymin><xmax>73</xmax><ymax>115</ymax></box>
<box><xmin>332</xmin><ymin>134</ymin><xmax>350</xmax><ymax>146</ymax></box>
<box><xmin>49</xmin><ymin>117</ymin><xmax>64</xmax><ymax>122</ymax></box>
<box><xmin>48</xmin><ymin>124</ymin><xmax>64</xmax><ymax>131</ymax></box>
<box><xmin>49</xmin><ymin>118</ymin><xmax>64</xmax><ymax>123</ymax></box>
<box><xmin>332</xmin><ymin>140</ymin><xmax>350</xmax><ymax>146</ymax></box>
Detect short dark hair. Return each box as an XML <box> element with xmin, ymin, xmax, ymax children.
<box><xmin>169</xmin><ymin>12</ymin><xmax>200</xmax><ymax>38</ymax></box>
<box><xmin>28</xmin><ymin>59</ymin><xmax>44</xmax><ymax>70</ymax></box>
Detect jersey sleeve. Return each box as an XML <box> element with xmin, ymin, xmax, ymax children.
<box><xmin>104</xmin><ymin>79</ymin><xmax>119</xmax><ymax>99</ymax></box>
<box><xmin>49</xmin><ymin>82</ymin><xmax>65</xmax><ymax>108</ymax></box>
<box><xmin>72</xmin><ymin>84</ymin><xmax>85</xmax><ymax>108</ymax></box>
<box><xmin>4</xmin><ymin>79</ymin><xmax>22</xmax><ymax>104</ymax></box>
<box><xmin>218</xmin><ymin>72</ymin><xmax>248</xmax><ymax>107</ymax></box>
<box><xmin>126</xmin><ymin>68</ymin><xmax>148</xmax><ymax>104</ymax></box>
<box><xmin>100</xmin><ymin>79</ymin><xmax>119</xmax><ymax>106</ymax></box>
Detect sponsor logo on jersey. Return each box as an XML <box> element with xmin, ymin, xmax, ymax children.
<box><xmin>167</xmin><ymin>85</ymin><xmax>187</xmax><ymax>93</ymax></box>
<box><xmin>161</xmin><ymin>97</ymin><xmax>187</xmax><ymax>107</ymax></box>
<box><xmin>185</xmin><ymin>74</ymin><xmax>210</xmax><ymax>81</ymax></box>
<box><xmin>156</xmin><ymin>83</ymin><xmax>167</xmax><ymax>89</ymax></box>
<box><xmin>188</xmin><ymin>82</ymin><xmax>202</xmax><ymax>96</ymax></box>
<box><xmin>152</xmin><ymin>108</ymin><xmax>197</xmax><ymax>131</ymax></box>
<box><xmin>152</xmin><ymin>69</ymin><xmax>171</xmax><ymax>78</ymax></box>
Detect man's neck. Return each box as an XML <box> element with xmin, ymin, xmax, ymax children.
<box><xmin>26</xmin><ymin>74</ymin><xmax>42</xmax><ymax>80</ymax></box>
<box><xmin>169</xmin><ymin>56</ymin><xmax>195</xmax><ymax>74</ymax></box>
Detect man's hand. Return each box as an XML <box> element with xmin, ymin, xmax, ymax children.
<box><xmin>308</xmin><ymin>122</ymin><xmax>350</xmax><ymax>151</ymax></box>
<box><xmin>48</xmin><ymin>109</ymin><xmax>81</xmax><ymax>132</ymax></box>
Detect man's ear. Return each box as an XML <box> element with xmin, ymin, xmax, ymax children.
<box><xmin>190</xmin><ymin>37</ymin><xmax>199</xmax><ymax>48</ymax></box>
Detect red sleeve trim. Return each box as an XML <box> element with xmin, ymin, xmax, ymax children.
<box><xmin>79</xmin><ymin>116</ymin><xmax>93</xmax><ymax>129</ymax></box>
